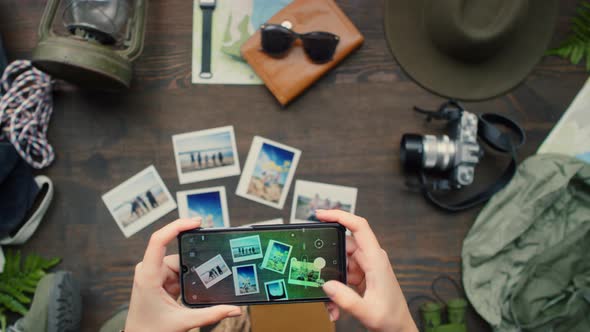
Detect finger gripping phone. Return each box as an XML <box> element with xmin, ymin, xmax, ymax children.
<box><xmin>178</xmin><ymin>223</ymin><xmax>347</xmax><ymax>307</ymax></box>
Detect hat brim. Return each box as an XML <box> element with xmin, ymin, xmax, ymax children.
<box><xmin>384</xmin><ymin>0</ymin><xmax>558</xmax><ymax>101</ymax></box>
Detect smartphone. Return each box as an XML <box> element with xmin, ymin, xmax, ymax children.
<box><xmin>178</xmin><ymin>223</ymin><xmax>347</xmax><ymax>307</ymax></box>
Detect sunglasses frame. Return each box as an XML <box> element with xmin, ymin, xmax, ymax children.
<box><xmin>260</xmin><ymin>23</ymin><xmax>340</xmax><ymax>63</ymax></box>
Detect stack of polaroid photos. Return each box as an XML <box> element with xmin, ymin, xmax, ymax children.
<box><xmin>102</xmin><ymin>125</ymin><xmax>358</xmax><ymax>238</ymax></box>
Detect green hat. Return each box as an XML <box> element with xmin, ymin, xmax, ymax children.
<box><xmin>384</xmin><ymin>0</ymin><xmax>558</xmax><ymax>101</ymax></box>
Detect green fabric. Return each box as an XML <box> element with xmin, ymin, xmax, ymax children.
<box><xmin>462</xmin><ymin>154</ymin><xmax>590</xmax><ymax>332</ymax></box>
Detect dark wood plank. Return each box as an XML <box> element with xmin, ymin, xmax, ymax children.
<box><xmin>0</xmin><ymin>0</ymin><xmax>586</xmax><ymax>331</ymax></box>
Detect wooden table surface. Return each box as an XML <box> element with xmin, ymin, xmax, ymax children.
<box><xmin>1</xmin><ymin>1</ymin><xmax>586</xmax><ymax>331</ymax></box>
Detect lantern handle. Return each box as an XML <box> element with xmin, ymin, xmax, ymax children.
<box><xmin>38</xmin><ymin>0</ymin><xmax>61</xmax><ymax>40</ymax></box>
<box><xmin>120</xmin><ymin>0</ymin><xmax>148</xmax><ymax>61</ymax></box>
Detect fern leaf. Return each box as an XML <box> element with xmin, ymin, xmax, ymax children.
<box><xmin>0</xmin><ymin>283</ymin><xmax>30</xmax><ymax>304</ymax></box>
<box><xmin>23</xmin><ymin>254</ymin><xmax>41</xmax><ymax>273</ymax></box>
<box><xmin>547</xmin><ymin>0</ymin><xmax>590</xmax><ymax>71</ymax></box>
<box><xmin>7</xmin><ymin>278</ymin><xmax>37</xmax><ymax>294</ymax></box>
<box><xmin>0</xmin><ymin>250</ymin><xmax>62</xmax><ymax>322</ymax></box>
<box><xmin>0</xmin><ymin>294</ymin><xmax>27</xmax><ymax>316</ymax></box>
<box><xmin>40</xmin><ymin>257</ymin><xmax>61</xmax><ymax>270</ymax></box>
<box><xmin>3</xmin><ymin>250</ymin><xmax>20</xmax><ymax>276</ymax></box>
<box><xmin>0</xmin><ymin>309</ymin><xmax>6</xmax><ymax>332</ymax></box>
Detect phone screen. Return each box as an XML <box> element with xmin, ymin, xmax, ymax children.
<box><xmin>178</xmin><ymin>223</ymin><xmax>346</xmax><ymax>306</ymax></box>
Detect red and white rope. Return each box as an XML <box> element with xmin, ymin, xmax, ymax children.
<box><xmin>0</xmin><ymin>60</ymin><xmax>54</xmax><ymax>169</ymax></box>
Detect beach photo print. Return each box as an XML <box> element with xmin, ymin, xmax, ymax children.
<box><xmin>290</xmin><ymin>180</ymin><xmax>358</xmax><ymax>223</ymax></box>
<box><xmin>261</xmin><ymin>240</ymin><xmax>293</xmax><ymax>274</ymax></box>
<box><xmin>172</xmin><ymin>126</ymin><xmax>240</xmax><ymax>184</ymax></box>
<box><xmin>177</xmin><ymin>187</ymin><xmax>230</xmax><ymax>228</ymax></box>
<box><xmin>232</xmin><ymin>264</ymin><xmax>260</xmax><ymax>296</ymax></box>
<box><xmin>194</xmin><ymin>254</ymin><xmax>232</xmax><ymax>289</ymax></box>
<box><xmin>236</xmin><ymin>136</ymin><xmax>301</xmax><ymax>209</ymax></box>
<box><xmin>102</xmin><ymin>166</ymin><xmax>176</xmax><ymax>238</ymax></box>
<box><xmin>230</xmin><ymin>235</ymin><xmax>263</xmax><ymax>263</ymax></box>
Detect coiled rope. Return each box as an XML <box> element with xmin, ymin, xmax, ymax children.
<box><xmin>0</xmin><ymin>60</ymin><xmax>54</xmax><ymax>169</ymax></box>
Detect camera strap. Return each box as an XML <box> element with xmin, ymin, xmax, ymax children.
<box><xmin>416</xmin><ymin>105</ymin><xmax>526</xmax><ymax>212</ymax></box>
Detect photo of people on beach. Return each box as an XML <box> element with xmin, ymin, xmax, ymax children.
<box><xmin>230</xmin><ymin>235</ymin><xmax>263</xmax><ymax>263</ymax></box>
<box><xmin>290</xmin><ymin>180</ymin><xmax>357</xmax><ymax>224</ymax></box>
<box><xmin>102</xmin><ymin>166</ymin><xmax>177</xmax><ymax>238</ymax></box>
<box><xmin>173</xmin><ymin>126</ymin><xmax>240</xmax><ymax>184</ymax></box>
<box><xmin>236</xmin><ymin>137</ymin><xmax>301</xmax><ymax>209</ymax></box>
<box><xmin>194</xmin><ymin>254</ymin><xmax>232</xmax><ymax>289</ymax></box>
<box><xmin>177</xmin><ymin>187</ymin><xmax>230</xmax><ymax>228</ymax></box>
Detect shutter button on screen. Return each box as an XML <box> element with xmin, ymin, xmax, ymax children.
<box><xmin>314</xmin><ymin>239</ymin><xmax>324</xmax><ymax>249</ymax></box>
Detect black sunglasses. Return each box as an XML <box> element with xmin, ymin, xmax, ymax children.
<box><xmin>260</xmin><ymin>24</ymin><xmax>340</xmax><ymax>63</ymax></box>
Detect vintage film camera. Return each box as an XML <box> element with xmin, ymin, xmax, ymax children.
<box><xmin>400</xmin><ymin>100</ymin><xmax>525</xmax><ymax>212</ymax></box>
<box><xmin>401</xmin><ymin>102</ymin><xmax>482</xmax><ymax>189</ymax></box>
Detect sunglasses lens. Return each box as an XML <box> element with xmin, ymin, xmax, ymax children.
<box><xmin>302</xmin><ymin>32</ymin><xmax>340</xmax><ymax>63</ymax></box>
<box><xmin>261</xmin><ymin>25</ymin><xmax>295</xmax><ymax>56</ymax></box>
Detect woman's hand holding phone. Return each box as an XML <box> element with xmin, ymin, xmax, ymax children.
<box><xmin>125</xmin><ymin>218</ymin><xmax>242</xmax><ymax>332</ymax></box>
<box><xmin>316</xmin><ymin>210</ymin><xmax>418</xmax><ymax>332</ymax></box>
<box><xmin>126</xmin><ymin>213</ymin><xmax>417</xmax><ymax>332</ymax></box>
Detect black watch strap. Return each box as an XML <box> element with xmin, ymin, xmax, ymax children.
<box><xmin>200</xmin><ymin>7</ymin><xmax>214</xmax><ymax>79</ymax></box>
<box><xmin>419</xmin><ymin>113</ymin><xmax>526</xmax><ymax>212</ymax></box>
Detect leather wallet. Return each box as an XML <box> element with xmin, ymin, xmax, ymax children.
<box><xmin>241</xmin><ymin>0</ymin><xmax>364</xmax><ymax>106</ymax></box>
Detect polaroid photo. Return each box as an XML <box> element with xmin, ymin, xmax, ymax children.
<box><xmin>232</xmin><ymin>264</ymin><xmax>260</xmax><ymax>296</ymax></box>
<box><xmin>172</xmin><ymin>126</ymin><xmax>240</xmax><ymax>184</ymax></box>
<box><xmin>287</xmin><ymin>257</ymin><xmax>324</xmax><ymax>288</ymax></box>
<box><xmin>264</xmin><ymin>279</ymin><xmax>289</xmax><ymax>301</ymax></box>
<box><xmin>194</xmin><ymin>254</ymin><xmax>232</xmax><ymax>289</ymax></box>
<box><xmin>236</xmin><ymin>136</ymin><xmax>301</xmax><ymax>209</ymax></box>
<box><xmin>290</xmin><ymin>180</ymin><xmax>358</xmax><ymax>224</ymax></box>
<box><xmin>102</xmin><ymin>166</ymin><xmax>176</xmax><ymax>238</ymax></box>
<box><xmin>177</xmin><ymin>187</ymin><xmax>230</xmax><ymax>228</ymax></box>
<box><xmin>230</xmin><ymin>235</ymin><xmax>263</xmax><ymax>263</ymax></box>
<box><xmin>261</xmin><ymin>240</ymin><xmax>293</xmax><ymax>274</ymax></box>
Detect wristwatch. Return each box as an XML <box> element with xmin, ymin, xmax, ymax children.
<box><xmin>199</xmin><ymin>0</ymin><xmax>216</xmax><ymax>79</ymax></box>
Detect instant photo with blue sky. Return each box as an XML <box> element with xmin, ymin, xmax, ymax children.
<box><xmin>177</xmin><ymin>187</ymin><xmax>230</xmax><ymax>228</ymax></box>
<box><xmin>236</xmin><ymin>137</ymin><xmax>301</xmax><ymax>209</ymax></box>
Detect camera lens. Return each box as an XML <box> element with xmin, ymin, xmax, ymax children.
<box><xmin>400</xmin><ymin>134</ymin><xmax>424</xmax><ymax>170</ymax></box>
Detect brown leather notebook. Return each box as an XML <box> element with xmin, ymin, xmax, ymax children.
<box><xmin>241</xmin><ymin>0</ymin><xmax>364</xmax><ymax>106</ymax></box>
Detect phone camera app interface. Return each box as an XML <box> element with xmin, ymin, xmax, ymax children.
<box><xmin>180</xmin><ymin>227</ymin><xmax>344</xmax><ymax>305</ymax></box>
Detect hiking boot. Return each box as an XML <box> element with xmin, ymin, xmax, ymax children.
<box><xmin>8</xmin><ymin>271</ymin><xmax>82</xmax><ymax>332</ymax></box>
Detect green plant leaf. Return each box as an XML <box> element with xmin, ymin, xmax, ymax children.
<box><xmin>547</xmin><ymin>0</ymin><xmax>590</xmax><ymax>71</ymax></box>
<box><xmin>0</xmin><ymin>284</ymin><xmax>30</xmax><ymax>304</ymax></box>
<box><xmin>0</xmin><ymin>294</ymin><xmax>27</xmax><ymax>316</ymax></box>
<box><xmin>0</xmin><ymin>309</ymin><xmax>6</xmax><ymax>332</ymax></box>
<box><xmin>0</xmin><ymin>251</ymin><xmax>61</xmax><ymax>318</ymax></box>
